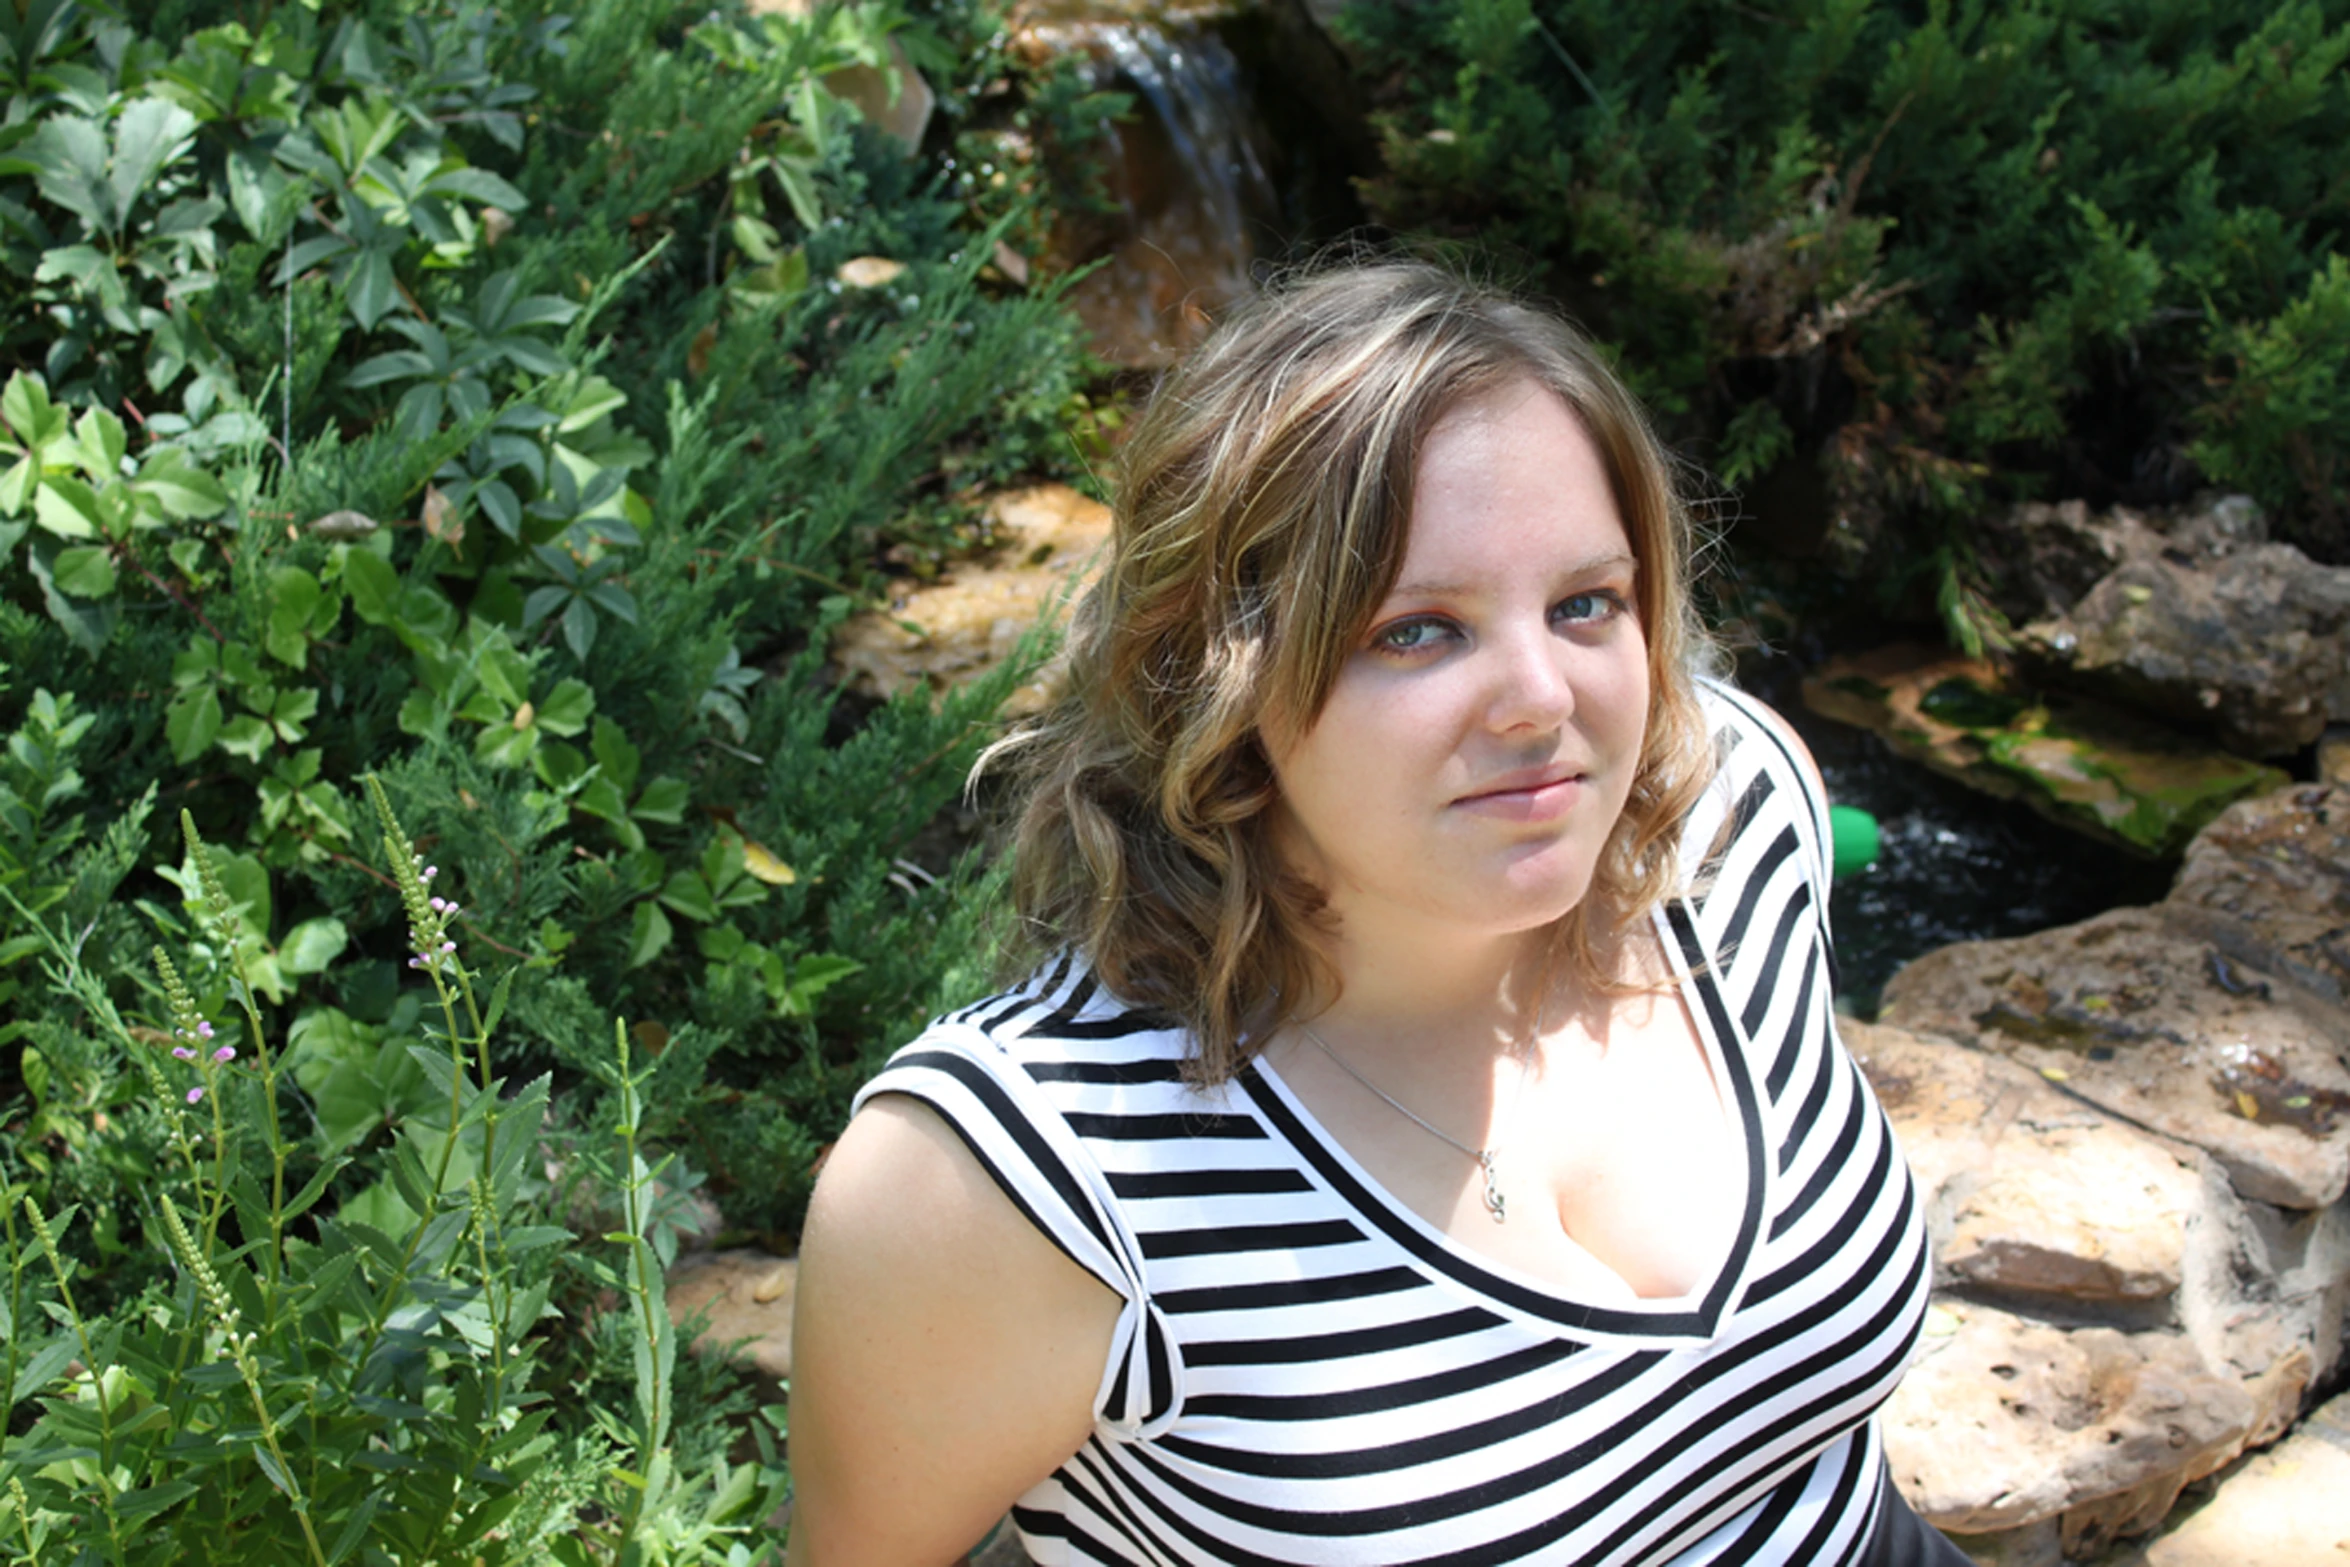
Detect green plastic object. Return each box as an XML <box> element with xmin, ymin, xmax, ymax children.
<box><xmin>1829</xmin><ymin>804</ymin><xmax>1879</xmax><ymax>879</ymax></box>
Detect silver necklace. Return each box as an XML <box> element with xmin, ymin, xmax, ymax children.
<box><xmin>1293</xmin><ymin>1019</ymin><xmax>1536</xmax><ymax>1224</ymax></box>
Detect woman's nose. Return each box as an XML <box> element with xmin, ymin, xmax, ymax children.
<box><xmin>1482</xmin><ymin>619</ymin><xmax>1575</xmax><ymax>733</ymax></box>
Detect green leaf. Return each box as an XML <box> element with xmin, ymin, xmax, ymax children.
<box><xmin>343</xmin><ymin>547</ymin><xmax>399</xmax><ymax>624</ymax></box>
<box><xmin>266</xmin><ymin>566</ymin><xmax>324</xmax><ymax>667</ymax></box>
<box><xmin>2</xmin><ymin>369</ymin><xmax>61</xmax><ymax>447</ymax></box>
<box><xmin>133</xmin><ymin>449</ymin><xmax>231</xmax><ymax>519</ymax></box>
<box><xmin>50</xmin><ymin>544</ymin><xmax>115</xmax><ymax>597</ymax></box>
<box><xmin>657</xmin><ymin>871</ymin><xmax>720</xmax><ymax>924</ymax></box>
<box><xmin>629</xmin><ymin>780</ymin><xmax>685</xmax><ymax>829</ymax></box>
<box><xmin>591</xmin><ymin>717</ymin><xmax>642</xmax><ymax>793</ymax></box>
<box><xmin>537</xmin><ymin>677</ymin><xmax>594</xmax><ymax>736</ymax></box>
<box><xmin>32</xmin><ymin>473</ymin><xmax>101</xmax><ymax>538</ymax></box>
<box><xmin>109</xmin><ymin>98</ymin><xmax>200</xmax><ymax>223</ymax></box>
<box><xmin>218</xmin><ymin>714</ymin><xmax>274</xmax><ymax>760</ymax></box>
<box><xmin>165</xmin><ymin>687</ymin><xmax>222</xmax><ymax>763</ymax></box>
<box><xmin>254</xmin><ymin>1443</ymin><xmax>295</xmax><ymax>1496</ymax></box>
<box><xmin>280</xmin><ymin>917</ymin><xmax>348</xmax><ymax>976</ymax></box>
<box><xmin>70</xmin><ymin>405</ymin><xmax>126</xmax><ymax>480</ymax></box>
<box><xmin>626</xmin><ymin>900</ymin><xmax>672</xmax><ymax>969</ymax></box>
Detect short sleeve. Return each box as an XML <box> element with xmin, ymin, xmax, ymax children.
<box><xmin>853</xmin><ymin>1022</ymin><xmax>1186</xmax><ymax>1441</ymax></box>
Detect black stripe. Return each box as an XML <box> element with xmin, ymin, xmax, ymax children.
<box><xmin>1764</xmin><ymin>951</ymin><xmax>1822</xmax><ymax>1099</ymax></box>
<box><xmin>1107</xmin><ymin>1166</ymin><xmax>1315</xmax><ymax>1200</ymax></box>
<box><xmin>1763</xmin><ymin>1110</ymin><xmax>1892</xmax><ymax>1263</ymax></box>
<box><xmin>1067</xmin><ymin>1110</ymin><xmax>1268</xmax><ymax>1141</ymax></box>
<box><xmin>1140</xmin><ymin>1218</ymin><xmax>1365</xmax><ymax>1259</ymax></box>
<box><xmin>1184</xmin><ymin>1339</ymin><xmax>1588</xmax><ymax>1422</ymax></box>
<box><xmin>1773</xmin><ymin>1082</ymin><xmax>1870</xmax><ymax>1240</ymax></box>
<box><xmin>1157</xmin><ymin>1348</ymin><xmax>1660</xmax><ymax>1479</ymax></box>
<box><xmin>1699</xmin><ymin>768</ymin><xmax>1775</xmax><ymax>897</ymax></box>
<box><xmin>1780</xmin><ymin>1005</ymin><xmax>1846</xmax><ymax>1174</ymax></box>
<box><xmin>1157</xmin><ymin>1265</ymin><xmax>1423</xmax><ymax>1316</ymax></box>
<box><xmin>1718</xmin><ymin>824</ymin><xmax>1799</xmax><ymax>963</ymax></box>
<box><xmin>1740</xmin><ymin>881</ymin><xmax>1814</xmax><ymax>1041</ymax></box>
<box><xmin>1028</xmin><ymin>1057</ymin><xmax>1188</xmax><ymax>1085</ymax></box>
<box><xmin>1184</xmin><ymin>1305</ymin><xmax>1502</xmax><ymax>1367</ymax></box>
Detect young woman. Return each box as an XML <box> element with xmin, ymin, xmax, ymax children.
<box><xmin>785</xmin><ymin>261</ymin><xmax>1956</xmax><ymax>1566</ymax></box>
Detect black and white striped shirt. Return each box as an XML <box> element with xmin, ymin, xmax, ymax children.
<box><xmin>855</xmin><ymin>682</ymin><xmax>1932</xmax><ymax>1565</ymax></box>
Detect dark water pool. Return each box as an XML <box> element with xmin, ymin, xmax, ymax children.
<box><xmin>1764</xmin><ymin>682</ymin><xmax>2178</xmax><ymax>1017</ymax></box>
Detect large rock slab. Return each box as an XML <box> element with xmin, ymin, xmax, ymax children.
<box><xmin>1801</xmin><ymin>645</ymin><xmax>2285</xmax><ymax>857</ymax></box>
<box><xmin>1984</xmin><ymin>494</ymin><xmax>2350</xmax><ymax>758</ymax></box>
<box><xmin>2164</xmin><ymin>782</ymin><xmax>2350</xmax><ymax>1010</ymax></box>
<box><xmin>1879</xmin><ymin>906</ymin><xmax>2350</xmax><ymax>1210</ymax></box>
<box><xmin>1848</xmin><ymin>1022</ymin><xmax>2218</xmax><ymax>1310</ymax></box>
<box><xmin>2113</xmin><ymin>1386</ymin><xmax>2350</xmax><ymax>1566</ymax></box>
<box><xmin>1881</xmin><ymin>1302</ymin><xmax>2255</xmax><ymax>1545</ymax></box>
<box><xmin>831</xmin><ymin>484</ymin><xmax>1111</xmax><ymax>717</ymax></box>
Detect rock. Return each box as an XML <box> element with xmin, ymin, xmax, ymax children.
<box><xmin>2163</xmin><ymin>782</ymin><xmax>2350</xmax><ymax>1010</ymax></box>
<box><xmin>1983</xmin><ymin>494</ymin><xmax>2350</xmax><ymax>758</ymax></box>
<box><xmin>1801</xmin><ymin>645</ymin><xmax>2288</xmax><ymax>858</ymax></box>
<box><xmin>1879</xmin><ymin>906</ymin><xmax>2350</xmax><ymax>1210</ymax></box>
<box><xmin>830</xmin><ymin>484</ymin><xmax>1112</xmax><ymax>716</ymax></box>
<box><xmin>1847</xmin><ymin>1021</ymin><xmax>2213</xmax><ymax>1309</ymax></box>
<box><xmin>1881</xmin><ymin>1302</ymin><xmax>2255</xmax><ymax>1544</ymax></box>
<box><xmin>2321</xmin><ymin>725</ymin><xmax>2350</xmax><ymax>787</ymax></box>
<box><xmin>2111</xmin><ymin>1387</ymin><xmax>2350</xmax><ymax>1566</ymax></box>
<box><xmin>664</xmin><ymin>1249</ymin><xmax>797</xmax><ymax>1385</ymax></box>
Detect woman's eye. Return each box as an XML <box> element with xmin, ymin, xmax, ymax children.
<box><xmin>1554</xmin><ymin>591</ymin><xmax>1623</xmax><ymax>625</ymax></box>
<box><xmin>1372</xmin><ymin>618</ymin><xmax>1453</xmax><ymax>653</ymax></box>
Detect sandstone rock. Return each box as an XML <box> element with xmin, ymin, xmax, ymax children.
<box><xmin>1883</xmin><ymin>1302</ymin><xmax>2255</xmax><ymax>1542</ymax></box>
<box><xmin>830</xmin><ymin>484</ymin><xmax>1112</xmax><ymax>716</ymax></box>
<box><xmin>1801</xmin><ymin>645</ymin><xmax>2285</xmax><ymax>857</ymax></box>
<box><xmin>1984</xmin><ymin>494</ymin><xmax>2350</xmax><ymax>758</ymax></box>
<box><xmin>2321</xmin><ymin>726</ymin><xmax>2350</xmax><ymax>787</ymax></box>
<box><xmin>665</xmin><ymin>1249</ymin><xmax>797</xmax><ymax>1385</ymax></box>
<box><xmin>1847</xmin><ymin>1021</ymin><xmax>2212</xmax><ymax>1309</ymax></box>
<box><xmin>2112</xmin><ymin>1386</ymin><xmax>2350</xmax><ymax>1566</ymax></box>
<box><xmin>1879</xmin><ymin>906</ymin><xmax>2350</xmax><ymax>1210</ymax></box>
<box><xmin>2164</xmin><ymin>782</ymin><xmax>2350</xmax><ymax>1010</ymax></box>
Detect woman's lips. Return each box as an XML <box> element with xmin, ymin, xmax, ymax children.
<box><xmin>1454</xmin><ymin>770</ymin><xmax>1586</xmax><ymax>822</ymax></box>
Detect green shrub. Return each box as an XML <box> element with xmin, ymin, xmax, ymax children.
<box><xmin>1339</xmin><ymin>0</ymin><xmax>2350</xmax><ymax>598</ymax></box>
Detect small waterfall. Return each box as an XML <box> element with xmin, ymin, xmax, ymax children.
<box><xmin>1022</xmin><ymin>8</ymin><xmax>1288</xmax><ymax>365</ymax></box>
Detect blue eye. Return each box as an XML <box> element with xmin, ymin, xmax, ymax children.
<box><xmin>1371</xmin><ymin>617</ymin><xmax>1455</xmax><ymax>653</ymax></box>
<box><xmin>1554</xmin><ymin>591</ymin><xmax>1623</xmax><ymax>625</ymax></box>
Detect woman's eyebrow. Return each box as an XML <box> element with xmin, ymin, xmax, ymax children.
<box><xmin>1387</xmin><ymin>552</ymin><xmax>1638</xmax><ymax>600</ymax></box>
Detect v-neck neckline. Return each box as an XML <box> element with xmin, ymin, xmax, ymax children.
<box><xmin>1238</xmin><ymin>897</ymin><xmax>1771</xmax><ymax>1344</ymax></box>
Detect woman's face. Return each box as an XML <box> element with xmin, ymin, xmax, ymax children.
<box><xmin>1263</xmin><ymin>378</ymin><xmax>1651</xmax><ymax>949</ymax></box>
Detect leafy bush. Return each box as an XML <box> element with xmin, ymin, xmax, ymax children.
<box><xmin>0</xmin><ymin>0</ymin><xmax>1117</xmax><ymax>1554</ymax></box>
<box><xmin>1338</xmin><ymin>0</ymin><xmax>2350</xmax><ymax>609</ymax></box>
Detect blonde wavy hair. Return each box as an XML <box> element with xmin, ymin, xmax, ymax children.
<box><xmin>991</xmin><ymin>258</ymin><xmax>1718</xmax><ymax>1082</ymax></box>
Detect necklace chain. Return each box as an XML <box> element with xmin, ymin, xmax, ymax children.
<box><xmin>1292</xmin><ymin>1020</ymin><xmax>1534</xmax><ymax>1224</ymax></box>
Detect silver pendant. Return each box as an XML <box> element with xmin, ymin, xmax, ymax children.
<box><xmin>1478</xmin><ymin>1150</ymin><xmax>1506</xmax><ymax>1224</ymax></box>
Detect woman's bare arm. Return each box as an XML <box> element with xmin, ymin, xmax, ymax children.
<box><xmin>785</xmin><ymin>1094</ymin><xmax>1124</xmax><ymax>1567</ymax></box>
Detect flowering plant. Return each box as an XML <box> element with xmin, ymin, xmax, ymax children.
<box><xmin>0</xmin><ymin>794</ymin><xmax>786</xmax><ymax>1564</ymax></box>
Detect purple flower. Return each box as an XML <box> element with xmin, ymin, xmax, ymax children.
<box><xmin>197</xmin><ymin>1020</ymin><xmax>215</xmax><ymax>1039</ymax></box>
<box><xmin>172</xmin><ymin>1046</ymin><xmax>196</xmax><ymax>1061</ymax></box>
<box><xmin>213</xmin><ymin>1046</ymin><xmax>236</xmax><ymax>1064</ymax></box>
<box><xmin>430</xmin><ymin>896</ymin><xmax>447</xmax><ymax>912</ymax></box>
<box><xmin>440</xmin><ymin>940</ymin><xmax>456</xmax><ymax>954</ymax></box>
<box><xmin>422</xmin><ymin>865</ymin><xmax>438</xmax><ymax>881</ymax></box>
<box><xmin>186</xmin><ymin>1087</ymin><xmax>205</xmax><ymax>1104</ymax></box>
